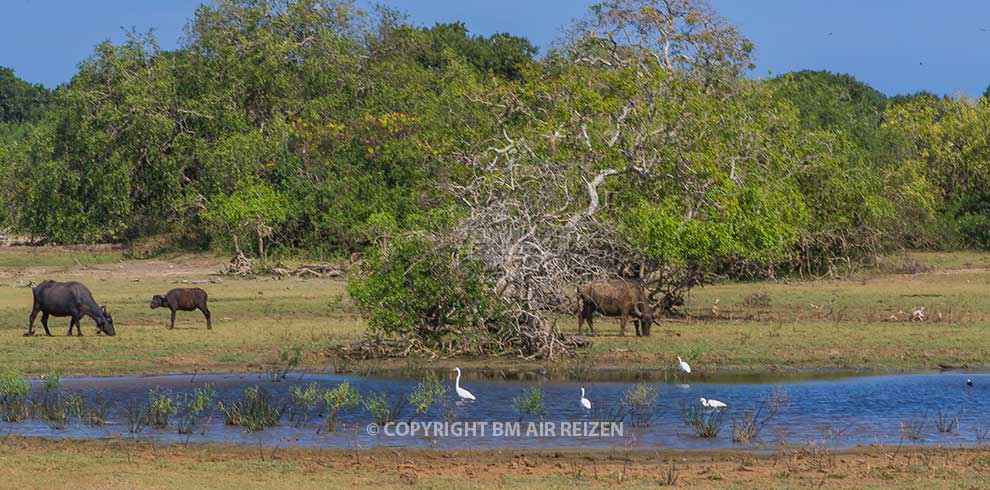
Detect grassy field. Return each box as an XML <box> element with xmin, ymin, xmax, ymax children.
<box><xmin>2</xmin><ymin>437</ymin><xmax>989</xmax><ymax>490</ymax></box>
<box><xmin>2</xmin><ymin>246</ymin><xmax>990</xmax><ymax>376</ymax></box>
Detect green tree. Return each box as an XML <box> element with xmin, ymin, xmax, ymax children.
<box><xmin>202</xmin><ymin>178</ymin><xmax>288</xmax><ymax>257</ymax></box>
<box><xmin>0</xmin><ymin>66</ymin><xmax>51</xmax><ymax>124</ymax></box>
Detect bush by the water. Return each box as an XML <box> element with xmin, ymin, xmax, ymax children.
<box><xmin>348</xmin><ymin>236</ymin><xmax>511</xmax><ymax>354</ymax></box>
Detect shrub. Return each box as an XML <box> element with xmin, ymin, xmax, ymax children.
<box><xmin>177</xmin><ymin>385</ymin><xmax>216</xmax><ymax>435</ymax></box>
<box><xmin>933</xmin><ymin>409</ymin><xmax>960</xmax><ymax>434</ymax></box>
<box><xmin>125</xmin><ymin>402</ymin><xmax>149</xmax><ymax>433</ymax></box>
<box><xmin>0</xmin><ymin>367</ymin><xmax>30</xmax><ymax>422</ymax></box>
<box><xmin>622</xmin><ymin>384</ymin><xmax>658</xmax><ymax>427</ymax></box>
<box><xmin>511</xmin><ymin>387</ymin><xmax>545</xmax><ymax>420</ymax></box>
<box><xmin>83</xmin><ymin>398</ymin><xmax>111</xmax><ymax>427</ymax></box>
<box><xmin>37</xmin><ymin>393</ymin><xmax>82</xmax><ymax>430</ymax></box>
<box><xmin>731</xmin><ymin>388</ymin><xmax>789</xmax><ymax>444</ymax></box>
<box><xmin>363</xmin><ymin>391</ymin><xmax>406</xmax><ymax>426</ymax></box>
<box><xmin>288</xmin><ymin>382</ymin><xmax>323</xmax><ymax>427</ymax></box>
<box><xmin>681</xmin><ymin>402</ymin><xmax>726</xmax><ymax>438</ymax></box>
<box><xmin>900</xmin><ymin>418</ymin><xmax>925</xmax><ymax>441</ymax></box>
<box><xmin>320</xmin><ymin>381</ymin><xmax>361</xmax><ymax>433</ymax></box>
<box><xmin>219</xmin><ymin>386</ymin><xmax>284</xmax><ymax>432</ymax></box>
<box><xmin>407</xmin><ymin>373</ymin><xmax>449</xmax><ymax>420</ymax></box>
<box><xmin>268</xmin><ymin>347</ymin><xmax>302</xmax><ymax>382</ymax></box>
<box><xmin>148</xmin><ymin>387</ymin><xmax>178</xmax><ymax>429</ymax></box>
<box><xmin>741</xmin><ymin>292</ymin><xmax>771</xmax><ymax>308</ymax></box>
<box><xmin>347</xmin><ymin>236</ymin><xmax>510</xmax><ymax>354</ymax></box>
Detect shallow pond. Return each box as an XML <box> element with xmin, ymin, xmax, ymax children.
<box><xmin>2</xmin><ymin>371</ymin><xmax>987</xmax><ymax>451</ymax></box>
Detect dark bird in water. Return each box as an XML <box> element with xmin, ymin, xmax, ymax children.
<box><xmin>967</xmin><ymin>378</ymin><xmax>974</xmax><ymax>387</ymax></box>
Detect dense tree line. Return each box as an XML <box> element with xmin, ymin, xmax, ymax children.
<box><xmin>3</xmin><ymin>0</ymin><xmax>990</xmax><ymax>355</ymax></box>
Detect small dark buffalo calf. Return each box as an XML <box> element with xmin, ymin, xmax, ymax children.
<box><xmin>27</xmin><ymin>280</ymin><xmax>116</xmax><ymax>337</ymax></box>
<box><xmin>576</xmin><ymin>279</ymin><xmax>657</xmax><ymax>337</ymax></box>
<box><xmin>150</xmin><ymin>288</ymin><xmax>212</xmax><ymax>330</ymax></box>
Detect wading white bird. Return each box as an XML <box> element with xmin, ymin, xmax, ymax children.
<box><xmin>700</xmin><ymin>397</ymin><xmax>727</xmax><ymax>410</ymax></box>
<box><xmin>580</xmin><ymin>388</ymin><xmax>592</xmax><ymax>410</ymax></box>
<box><xmin>454</xmin><ymin>367</ymin><xmax>475</xmax><ymax>401</ymax></box>
<box><xmin>678</xmin><ymin>356</ymin><xmax>692</xmax><ymax>374</ymax></box>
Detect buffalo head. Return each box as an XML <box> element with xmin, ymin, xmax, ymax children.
<box><xmin>97</xmin><ymin>305</ymin><xmax>116</xmax><ymax>336</ymax></box>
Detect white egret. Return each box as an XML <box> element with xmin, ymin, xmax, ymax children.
<box><xmin>700</xmin><ymin>397</ymin><xmax>727</xmax><ymax>410</ymax></box>
<box><xmin>677</xmin><ymin>356</ymin><xmax>692</xmax><ymax>374</ymax></box>
<box><xmin>580</xmin><ymin>388</ymin><xmax>592</xmax><ymax>410</ymax></box>
<box><xmin>454</xmin><ymin>367</ymin><xmax>476</xmax><ymax>401</ymax></box>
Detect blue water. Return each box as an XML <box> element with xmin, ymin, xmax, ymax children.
<box><xmin>2</xmin><ymin>371</ymin><xmax>987</xmax><ymax>450</ymax></box>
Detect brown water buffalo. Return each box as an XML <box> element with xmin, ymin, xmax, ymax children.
<box><xmin>576</xmin><ymin>280</ymin><xmax>657</xmax><ymax>337</ymax></box>
<box><xmin>26</xmin><ymin>280</ymin><xmax>116</xmax><ymax>337</ymax></box>
<box><xmin>150</xmin><ymin>288</ymin><xmax>212</xmax><ymax>330</ymax></box>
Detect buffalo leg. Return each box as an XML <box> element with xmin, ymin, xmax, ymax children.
<box><xmin>170</xmin><ymin>309</ymin><xmax>176</xmax><ymax>330</ymax></box>
<box><xmin>66</xmin><ymin>316</ymin><xmax>75</xmax><ymax>336</ymax></box>
<box><xmin>619</xmin><ymin>313</ymin><xmax>626</xmax><ymax>337</ymax></box>
<box><xmin>41</xmin><ymin>311</ymin><xmax>53</xmax><ymax>337</ymax></box>
<box><xmin>577</xmin><ymin>301</ymin><xmax>585</xmax><ymax>335</ymax></box>
<box><xmin>200</xmin><ymin>306</ymin><xmax>212</xmax><ymax>330</ymax></box>
<box><xmin>583</xmin><ymin>303</ymin><xmax>596</xmax><ymax>336</ymax></box>
<box><xmin>635</xmin><ymin>319</ymin><xmax>642</xmax><ymax>337</ymax></box>
<box><xmin>27</xmin><ymin>306</ymin><xmax>40</xmax><ymax>336</ymax></box>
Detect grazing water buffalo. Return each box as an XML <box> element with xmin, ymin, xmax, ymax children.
<box><xmin>150</xmin><ymin>288</ymin><xmax>212</xmax><ymax>330</ymax></box>
<box><xmin>576</xmin><ymin>279</ymin><xmax>657</xmax><ymax>337</ymax></box>
<box><xmin>26</xmin><ymin>280</ymin><xmax>116</xmax><ymax>337</ymax></box>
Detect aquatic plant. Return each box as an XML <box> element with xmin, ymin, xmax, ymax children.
<box><xmin>407</xmin><ymin>373</ymin><xmax>448</xmax><ymax>421</ymax></box>
<box><xmin>219</xmin><ymin>386</ymin><xmax>284</xmax><ymax>432</ymax></box>
<box><xmin>900</xmin><ymin>417</ymin><xmax>926</xmax><ymax>441</ymax></box>
<box><xmin>37</xmin><ymin>393</ymin><xmax>82</xmax><ymax>431</ymax></box>
<box><xmin>287</xmin><ymin>382</ymin><xmax>323</xmax><ymax>427</ymax></box>
<box><xmin>268</xmin><ymin>347</ymin><xmax>302</xmax><ymax>382</ymax></box>
<box><xmin>590</xmin><ymin>399</ymin><xmax>626</xmax><ymax>424</ymax></box>
<box><xmin>125</xmin><ymin>402</ymin><xmax>149</xmax><ymax>433</ymax></box>
<box><xmin>41</xmin><ymin>373</ymin><xmax>61</xmax><ymax>394</ymax></box>
<box><xmin>933</xmin><ymin>409</ymin><xmax>960</xmax><ymax>433</ymax></box>
<box><xmin>319</xmin><ymin>381</ymin><xmax>361</xmax><ymax>433</ymax></box>
<box><xmin>976</xmin><ymin>426</ymin><xmax>990</xmax><ymax>445</ymax></box>
<box><xmin>731</xmin><ymin>388</ymin><xmax>790</xmax><ymax>444</ymax></box>
<box><xmin>0</xmin><ymin>367</ymin><xmax>31</xmax><ymax>422</ymax></box>
<box><xmin>148</xmin><ymin>387</ymin><xmax>179</xmax><ymax>429</ymax></box>
<box><xmin>681</xmin><ymin>401</ymin><xmax>725</xmax><ymax>438</ymax></box>
<box><xmin>83</xmin><ymin>398</ymin><xmax>111</xmax><ymax>427</ymax></box>
<box><xmin>622</xmin><ymin>384</ymin><xmax>658</xmax><ymax>427</ymax></box>
<box><xmin>177</xmin><ymin>385</ymin><xmax>216</xmax><ymax>435</ymax></box>
<box><xmin>363</xmin><ymin>391</ymin><xmax>406</xmax><ymax>426</ymax></box>
<box><xmin>511</xmin><ymin>387</ymin><xmax>545</xmax><ymax>421</ymax></box>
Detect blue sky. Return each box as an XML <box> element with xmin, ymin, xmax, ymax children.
<box><xmin>2</xmin><ymin>0</ymin><xmax>988</xmax><ymax>97</ymax></box>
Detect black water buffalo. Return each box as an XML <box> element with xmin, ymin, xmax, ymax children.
<box><xmin>576</xmin><ymin>279</ymin><xmax>657</xmax><ymax>337</ymax></box>
<box><xmin>26</xmin><ymin>280</ymin><xmax>116</xmax><ymax>337</ymax></box>
<box><xmin>150</xmin><ymin>288</ymin><xmax>212</xmax><ymax>330</ymax></box>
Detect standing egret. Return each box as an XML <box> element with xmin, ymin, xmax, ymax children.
<box><xmin>454</xmin><ymin>367</ymin><xmax>476</xmax><ymax>402</ymax></box>
<box><xmin>677</xmin><ymin>356</ymin><xmax>692</xmax><ymax>374</ymax></box>
<box><xmin>580</xmin><ymin>388</ymin><xmax>592</xmax><ymax>411</ymax></box>
<box><xmin>700</xmin><ymin>397</ymin><xmax>727</xmax><ymax>410</ymax></box>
